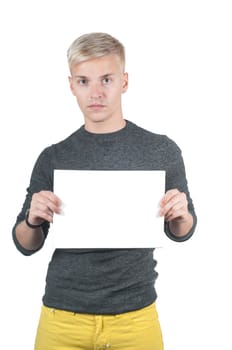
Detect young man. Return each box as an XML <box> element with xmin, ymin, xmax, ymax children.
<box><xmin>13</xmin><ymin>32</ymin><xmax>197</xmax><ymax>350</ymax></box>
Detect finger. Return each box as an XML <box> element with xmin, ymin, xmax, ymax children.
<box><xmin>29</xmin><ymin>201</ymin><xmax>55</xmax><ymax>223</ymax></box>
<box><xmin>39</xmin><ymin>191</ymin><xmax>62</xmax><ymax>209</ymax></box>
<box><xmin>31</xmin><ymin>207</ymin><xmax>54</xmax><ymax>223</ymax></box>
<box><xmin>160</xmin><ymin>189</ymin><xmax>180</xmax><ymax>206</ymax></box>
<box><xmin>159</xmin><ymin>194</ymin><xmax>180</xmax><ymax>216</ymax></box>
<box><xmin>165</xmin><ymin>209</ymin><xmax>189</xmax><ymax>222</ymax></box>
<box><xmin>32</xmin><ymin>192</ymin><xmax>62</xmax><ymax>214</ymax></box>
<box><xmin>164</xmin><ymin>202</ymin><xmax>187</xmax><ymax>222</ymax></box>
<box><xmin>30</xmin><ymin>192</ymin><xmax>62</xmax><ymax>223</ymax></box>
<box><xmin>160</xmin><ymin>192</ymin><xmax>187</xmax><ymax>217</ymax></box>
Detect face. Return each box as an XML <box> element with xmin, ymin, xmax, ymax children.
<box><xmin>69</xmin><ymin>54</ymin><xmax>128</xmax><ymax>131</ymax></box>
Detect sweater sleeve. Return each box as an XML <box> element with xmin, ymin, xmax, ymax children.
<box><xmin>12</xmin><ymin>147</ymin><xmax>53</xmax><ymax>255</ymax></box>
<box><xmin>163</xmin><ymin>137</ymin><xmax>197</xmax><ymax>242</ymax></box>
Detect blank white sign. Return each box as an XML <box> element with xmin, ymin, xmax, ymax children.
<box><xmin>52</xmin><ymin>170</ymin><xmax>165</xmax><ymax>248</ymax></box>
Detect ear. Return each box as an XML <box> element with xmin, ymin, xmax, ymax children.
<box><xmin>68</xmin><ymin>76</ymin><xmax>76</xmax><ymax>96</ymax></box>
<box><xmin>122</xmin><ymin>72</ymin><xmax>128</xmax><ymax>93</ymax></box>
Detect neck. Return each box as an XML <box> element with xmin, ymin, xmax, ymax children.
<box><xmin>84</xmin><ymin>117</ymin><xmax>126</xmax><ymax>134</ymax></box>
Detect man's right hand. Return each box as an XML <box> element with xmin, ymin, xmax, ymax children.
<box><xmin>28</xmin><ymin>190</ymin><xmax>62</xmax><ymax>225</ymax></box>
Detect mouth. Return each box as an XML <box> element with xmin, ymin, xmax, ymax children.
<box><xmin>88</xmin><ymin>104</ymin><xmax>106</xmax><ymax>110</ymax></box>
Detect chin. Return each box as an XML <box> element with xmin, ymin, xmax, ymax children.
<box><xmin>87</xmin><ymin>114</ymin><xmax>110</xmax><ymax>124</ymax></box>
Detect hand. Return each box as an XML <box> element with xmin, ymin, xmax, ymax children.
<box><xmin>28</xmin><ymin>191</ymin><xmax>62</xmax><ymax>225</ymax></box>
<box><xmin>159</xmin><ymin>189</ymin><xmax>189</xmax><ymax>223</ymax></box>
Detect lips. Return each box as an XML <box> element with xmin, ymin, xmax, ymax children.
<box><xmin>88</xmin><ymin>104</ymin><xmax>105</xmax><ymax>108</ymax></box>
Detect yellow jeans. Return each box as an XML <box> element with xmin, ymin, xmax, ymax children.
<box><xmin>34</xmin><ymin>303</ymin><xmax>163</xmax><ymax>350</ymax></box>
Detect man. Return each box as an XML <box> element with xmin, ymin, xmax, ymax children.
<box><xmin>13</xmin><ymin>32</ymin><xmax>197</xmax><ymax>350</ymax></box>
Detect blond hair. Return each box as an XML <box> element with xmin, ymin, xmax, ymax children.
<box><xmin>67</xmin><ymin>32</ymin><xmax>125</xmax><ymax>71</ymax></box>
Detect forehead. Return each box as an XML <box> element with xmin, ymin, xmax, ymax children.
<box><xmin>71</xmin><ymin>54</ymin><xmax>123</xmax><ymax>77</ymax></box>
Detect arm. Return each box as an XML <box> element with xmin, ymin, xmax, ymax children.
<box><xmin>159</xmin><ymin>137</ymin><xmax>197</xmax><ymax>241</ymax></box>
<box><xmin>12</xmin><ymin>146</ymin><xmax>58</xmax><ymax>254</ymax></box>
<box><xmin>15</xmin><ymin>190</ymin><xmax>61</xmax><ymax>251</ymax></box>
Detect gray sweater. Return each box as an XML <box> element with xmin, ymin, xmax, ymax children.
<box><xmin>12</xmin><ymin>120</ymin><xmax>197</xmax><ymax>314</ymax></box>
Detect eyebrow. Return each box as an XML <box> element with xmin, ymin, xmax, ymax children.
<box><xmin>73</xmin><ymin>73</ymin><xmax>114</xmax><ymax>79</ymax></box>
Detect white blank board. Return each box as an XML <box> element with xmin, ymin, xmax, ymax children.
<box><xmin>52</xmin><ymin>170</ymin><xmax>165</xmax><ymax>248</ymax></box>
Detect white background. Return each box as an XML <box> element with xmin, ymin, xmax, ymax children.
<box><xmin>1</xmin><ymin>0</ymin><xmax>231</xmax><ymax>349</ymax></box>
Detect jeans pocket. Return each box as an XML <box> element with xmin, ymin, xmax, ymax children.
<box><xmin>128</xmin><ymin>304</ymin><xmax>160</xmax><ymax>331</ymax></box>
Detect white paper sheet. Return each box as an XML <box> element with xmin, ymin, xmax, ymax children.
<box><xmin>52</xmin><ymin>170</ymin><xmax>166</xmax><ymax>248</ymax></box>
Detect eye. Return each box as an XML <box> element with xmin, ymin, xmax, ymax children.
<box><xmin>78</xmin><ymin>78</ymin><xmax>88</xmax><ymax>86</ymax></box>
<box><xmin>102</xmin><ymin>77</ymin><xmax>111</xmax><ymax>85</ymax></box>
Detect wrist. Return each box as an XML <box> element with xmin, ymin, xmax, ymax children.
<box><xmin>169</xmin><ymin>212</ymin><xmax>193</xmax><ymax>237</ymax></box>
<box><xmin>172</xmin><ymin>212</ymin><xmax>192</xmax><ymax>224</ymax></box>
<box><xmin>25</xmin><ymin>209</ymin><xmax>44</xmax><ymax>229</ymax></box>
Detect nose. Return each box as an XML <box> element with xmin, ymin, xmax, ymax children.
<box><xmin>89</xmin><ymin>82</ymin><xmax>103</xmax><ymax>100</ymax></box>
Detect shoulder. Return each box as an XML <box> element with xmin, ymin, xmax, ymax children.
<box><xmin>127</xmin><ymin>120</ymin><xmax>181</xmax><ymax>152</ymax></box>
<box><xmin>38</xmin><ymin>126</ymin><xmax>83</xmax><ymax>157</ymax></box>
<box><xmin>29</xmin><ymin>127</ymin><xmax>83</xmax><ymax>174</ymax></box>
